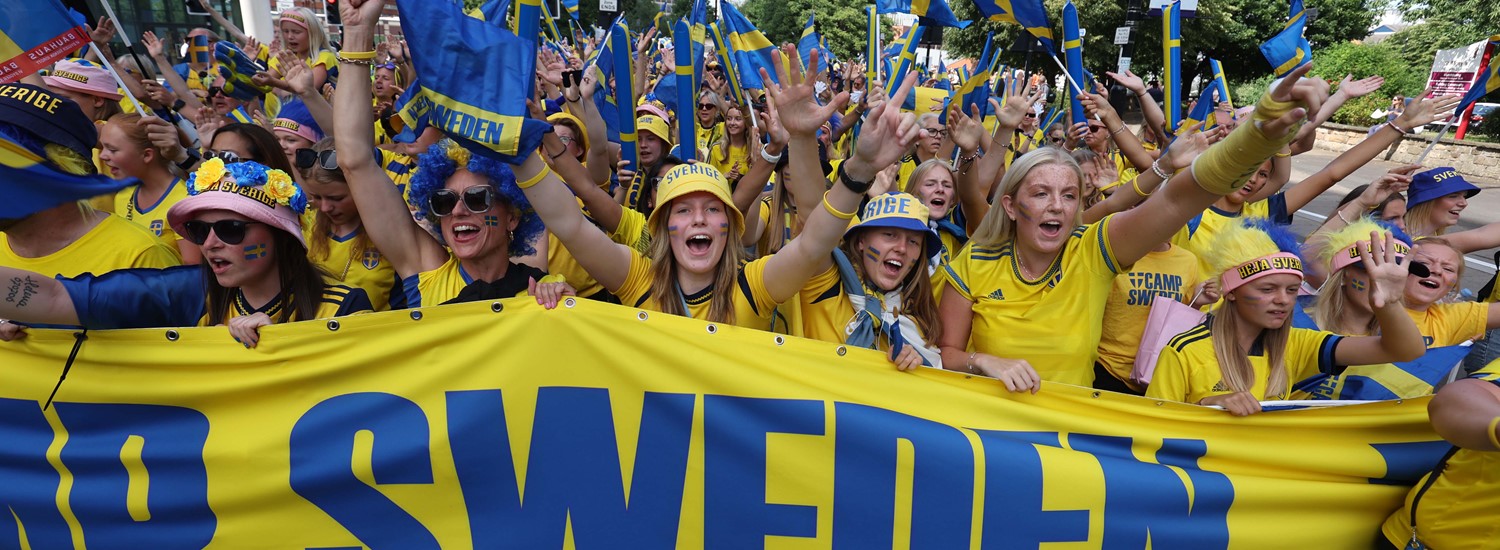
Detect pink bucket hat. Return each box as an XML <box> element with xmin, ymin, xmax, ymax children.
<box><xmin>43</xmin><ymin>59</ymin><xmax>123</xmax><ymax>101</ymax></box>
<box><xmin>168</xmin><ymin>158</ymin><xmax>309</xmax><ymax>247</ymax></box>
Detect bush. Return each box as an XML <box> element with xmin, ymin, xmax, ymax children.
<box><xmin>1234</xmin><ymin>75</ymin><xmax>1275</xmax><ymax>105</ymax></box>
<box><xmin>1332</xmin><ymin>94</ymin><xmax>1391</xmax><ymax>127</ymax></box>
<box><xmin>1477</xmin><ymin>111</ymin><xmax>1500</xmax><ymax>140</ymax></box>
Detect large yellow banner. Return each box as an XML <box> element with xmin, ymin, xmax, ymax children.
<box><xmin>0</xmin><ymin>298</ymin><xmax>1446</xmax><ymax>548</ymax></box>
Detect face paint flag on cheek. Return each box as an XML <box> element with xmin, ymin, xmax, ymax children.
<box><xmin>243</xmin><ymin>243</ymin><xmax>267</xmax><ymax>260</ymax></box>
<box><xmin>484</xmin><ymin>215</ymin><xmax>500</xmax><ymax>227</ymax></box>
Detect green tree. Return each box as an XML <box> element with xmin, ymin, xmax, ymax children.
<box><xmin>1309</xmin><ymin>41</ymin><xmax>1425</xmax><ymax>125</ymax></box>
<box><xmin>1396</xmin><ymin>0</ymin><xmax>1500</xmax><ymax>40</ymax></box>
<box><xmin>1382</xmin><ymin>20</ymin><xmax>1476</xmax><ymax>70</ymax></box>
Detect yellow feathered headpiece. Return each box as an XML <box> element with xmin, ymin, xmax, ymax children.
<box><xmin>1204</xmin><ymin>218</ymin><xmax>1305</xmax><ymax>293</ymax></box>
<box><xmin>1307</xmin><ymin>216</ymin><xmax>1411</xmax><ymax>274</ymax></box>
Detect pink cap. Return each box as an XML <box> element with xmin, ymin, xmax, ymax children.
<box><xmin>1221</xmin><ymin>252</ymin><xmax>1304</xmax><ymax>293</ymax></box>
<box><xmin>1330</xmin><ymin>239</ymin><xmax>1410</xmax><ymax>274</ymax></box>
<box><xmin>272</xmin><ymin>117</ymin><xmax>320</xmax><ymax>145</ymax></box>
<box><xmin>43</xmin><ymin>59</ymin><xmax>123</xmax><ymax>100</ymax></box>
<box><xmin>635</xmin><ymin>102</ymin><xmax>670</xmax><ymax>123</ymax></box>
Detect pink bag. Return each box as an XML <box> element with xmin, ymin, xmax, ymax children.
<box><xmin>1132</xmin><ymin>295</ymin><xmax>1207</xmax><ymax>387</ymax></box>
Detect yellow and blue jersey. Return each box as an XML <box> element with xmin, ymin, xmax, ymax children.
<box><xmin>114</xmin><ymin>178</ymin><xmax>190</xmax><ymax>254</ymax></box>
<box><xmin>1406</xmin><ymin>302</ymin><xmax>1488</xmax><ymax>348</ymax></box>
<box><xmin>307</xmin><ymin>228</ymin><xmax>399</xmax><ymax>311</ymax></box>
<box><xmin>402</xmin><ymin>255</ymin><xmax>546</xmax><ymax>307</ymax></box>
<box><xmin>0</xmin><ymin>215</ymin><xmax>180</xmax><ymax>276</ymax></box>
<box><xmin>941</xmin><ymin>215</ymin><xmax>1125</xmax><ymax>386</ymax></box>
<box><xmin>1145</xmin><ymin>324</ymin><xmax>1343</xmax><ymax>403</ymax></box>
<box><xmin>615</xmin><ymin>252</ymin><xmax>780</xmax><ymax>331</ymax></box>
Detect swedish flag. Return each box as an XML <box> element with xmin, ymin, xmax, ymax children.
<box><xmin>887</xmin><ymin>23</ymin><xmax>924</xmax><ymax>97</ymax></box>
<box><xmin>541</xmin><ymin>0</ymin><xmax>564</xmax><ymax>43</ymax></box>
<box><xmin>876</xmin><ymin>0</ymin><xmax>970</xmax><ymax>29</ymax></box>
<box><xmin>1457</xmin><ymin>35</ymin><xmax>1500</xmax><ymax>115</ymax></box>
<box><xmin>798</xmin><ymin>13</ymin><xmax>829</xmax><ymax>76</ymax></box>
<box><xmin>466</xmin><ymin>0</ymin><xmax>509</xmax><ymax>25</ymax></box>
<box><xmin>1293</xmin><ymin>346</ymin><xmax>1470</xmax><ymax>401</ymax></box>
<box><xmin>972</xmin><ymin>0</ymin><xmax>1054</xmax><ymax>55</ymax></box>
<box><xmin>215</xmin><ymin>42</ymin><xmax>270</xmax><ymax>102</ymax></box>
<box><xmin>0</xmin><ymin>0</ymin><xmax>90</xmax><ymax>84</ymax></box>
<box><xmin>586</xmin><ymin>18</ymin><xmax>627</xmax><ymax>143</ymax></box>
<box><xmin>1182</xmin><ymin>89</ymin><xmax>1218</xmax><ymax>132</ymax></box>
<box><xmin>688</xmin><ymin>0</ymin><xmax>707</xmax><ymax>85</ymax></box>
<box><xmin>1162</xmin><ymin>0</ymin><xmax>1182</xmax><ymax>133</ymax></box>
<box><xmin>560</xmin><ymin>0</ymin><xmax>578</xmax><ymax>19</ymax></box>
<box><xmin>719</xmin><ymin>2</ymin><xmax>779</xmax><ymax>90</ymax></box>
<box><xmin>394</xmin><ymin>0</ymin><xmax>550</xmax><ymax>164</ymax></box>
<box><xmin>865</xmin><ymin>7</ymin><xmax>880</xmax><ymax>85</ymax></box>
<box><xmin>1</xmin><ymin>135</ymin><xmax>136</xmax><ymax>219</ymax></box>
<box><xmin>673</xmin><ymin>18</ymin><xmax>697</xmax><ymax>160</ymax></box>
<box><xmin>953</xmin><ymin>32</ymin><xmax>1000</xmax><ymax>117</ymax></box>
<box><xmin>708</xmin><ymin>22</ymin><xmax>747</xmax><ymax>106</ymax></box>
<box><xmin>1210</xmin><ymin>58</ymin><xmax>1234</xmax><ymax>108</ymax></box>
<box><xmin>1259</xmin><ymin>0</ymin><xmax>1312</xmax><ymax>78</ymax></box>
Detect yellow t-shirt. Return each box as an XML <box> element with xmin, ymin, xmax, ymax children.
<box><xmin>1146</xmin><ymin>324</ymin><xmax>1342</xmax><ymax>403</ymax></box>
<box><xmin>269</xmin><ymin>50</ymin><xmax>338</xmax><ymax>74</ymax></box>
<box><xmin>402</xmin><ymin>254</ymin><xmax>547</xmax><ymax>307</ymax></box>
<box><xmin>799</xmin><ymin>265</ymin><xmax>854</xmax><ymax>345</ymax></box>
<box><xmin>374</xmin><ymin>149</ymin><xmax>418</xmax><ymax>204</ymax></box>
<box><xmin>1181</xmin><ymin>194</ymin><xmax>1291</xmax><ymax>267</ymax></box>
<box><xmin>928</xmin><ymin>225</ymin><xmax>964</xmax><ymax>303</ymax></box>
<box><xmin>616</xmin><ymin>252</ymin><xmax>780</xmax><ymax>331</ymax></box>
<box><xmin>0</xmin><ymin>215</ymin><xmax>180</xmax><ymax>276</ymax></box>
<box><xmin>1407</xmin><ymin>302</ymin><xmax>1488</xmax><ymax>347</ymax></box>
<box><xmin>113</xmin><ymin>178</ymin><xmax>191</xmax><ymax>254</ymax></box>
<box><xmin>695</xmin><ymin>122</ymin><xmax>723</xmax><ymax>159</ymax></box>
<box><xmin>708</xmin><ymin>142</ymin><xmax>749</xmax><ymax>178</ymax></box>
<box><xmin>942</xmin><ymin>216</ymin><xmax>1126</xmax><ymax>386</ymax></box>
<box><xmin>1096</xmin><ymin>244</ymin><xmax>1203</xmax><ymax>386</ymax></box>
<box><xmin>546</xmin><ymin>206</ymin><xmax>649</xmax><ymax>299</ymax></box>
<box><xmin>1380</xmin><ymin>361</ymin><xmax>1500</xmax><ymax>548</ymax></box>
<box><xmin>306</xmin><ymin>228</ymin><xmax>398</xmax><ymax>311</ymax></box>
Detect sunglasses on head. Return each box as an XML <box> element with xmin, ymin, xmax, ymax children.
<box><xmin>181</xmin><ymin>220</ymin><xmax>262</xmax><ymax>245</ymax></box>
<box><xmin>295</xmin><ymin>148</ymin><xmax>338</xmax><ymax>171</ymax></box>
<box><xmin>428</xmin><ymin>187</ymin><xmax>498</xmax><ymax>217</ymax></box>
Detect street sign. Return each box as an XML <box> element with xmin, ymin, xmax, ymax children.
<box><xmin>600</xmin><ymin>0</ymin><xmax>618</xmax><ymax>11</ymax></box>
<box><xmin>1114</xmin><ymin>27</ymin><xmax>1130</xmax><ymax>45</ymax></box>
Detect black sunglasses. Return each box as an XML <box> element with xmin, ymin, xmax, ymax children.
<box><xmin>697</xmin><ymin>103</ymin><xmax>716</xmax><ymax>110</ymax></box>
<box><xmin>205</xmin><ymin>150</ymin><xmax>242</xmax><ymax>164</ymax></box>
<box><xmin>181</xmin><ymin>220</ymin><xmax>262</xmax><ymax>245</ymax></box>
<box><xmin>428</xmin><ymin>187</ymin><xmax>497</xmax><ymax>217</ymax></box>
<box><xmin>295</xmin><ymin>148</ymin><xmax>338</xmax><ymax>171</ymax></box>
<box><xmin>207</xmin><ymin>87</ymin><xmax>224</xmax><ymax>98</ymax></box>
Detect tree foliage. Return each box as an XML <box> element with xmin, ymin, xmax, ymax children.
<box><xmin>1309</xmin><ymin>41</ymin><xmax>1426</xmax><ymax>125</ymax></box>
<box><xmin>739</xmin><ymin>0</ymin><xmax>894</xmax><ymax>65</ymax></box>
<box><xmin>1382</xmin><ymin>20</ymin><xmax>1481</xmax><ymax>70</ymax></box>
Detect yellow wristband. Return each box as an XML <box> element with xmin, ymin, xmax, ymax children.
<box><xmin>1132</xmin><ymin>177</ymin><xmax>1151</xmax><ymax>197</ymax></box>
<box><xmin>1189</xmin><ymin>107</ymin><xmax>1297</xmax><ymax>196</ymax></box>
<box><xmin>822</xmin><ymin>193</ymin><xmax>857</xmax><ymax>220</ymax></box>
<box><xmin>516</xmin><ymin>164</ymin><xmax>551</xmax><ymax>189</ymax></box>
<box><xmin>339</xmin><ymin>50</ymin><xmax>377</xmax><ymax>60</ymax></box>
<box><xmin>1488</xmin><ymin>417</ymin><xmax>1500</xmax><ymax>450</ymax></box>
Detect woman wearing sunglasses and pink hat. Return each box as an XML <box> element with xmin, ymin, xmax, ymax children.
<box><xmin>0</xmin><ymin>158</ymin><xmax>372</xmax><ymax>347</ymax></box>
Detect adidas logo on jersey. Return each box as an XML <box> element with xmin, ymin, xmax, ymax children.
<box><xmin>987</xmin><ymin>288</ymin><xmax>1005</xmax><ymax>300</ymax></box>
<box><xmin>1210</xmin><ymin>381</ymin><xmax>1228</xmax><ymax>393</ymax></box>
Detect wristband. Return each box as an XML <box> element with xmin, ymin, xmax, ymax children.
<box><xmin>821</xmin><ymin>192</ymin><xmax>857</xmax><ymax>220</ymax></box>
<box><xmin>516</xmin><ymin>164</ymin><xmax>551</xmax><ymax>189</ymax></box>
<box><xmin>1110</xmin><ymin>126</ymin><xmax>1127</xmax><ymax>136</ymax></box>
<box><xmin>1189</xmin><ymin>93</ymin><xmax>1301</xmax><ymax>196</ymax></box>
<box><xmin>835</xmin><ymin>162</ymin><xmax>873</xmax><ymax>194</ymax></box>
<box><xmin>1386</xmin><ymin>121</ymin><xmax>1410</xmax><ymax>135</ymax></box>
<box><xmin>175</xmin><ymin>149</ymin><xmax>200</xmax><ymax>173</ymax></box>
<box><xmin>1488</xmin><ymin>417</ymin><xmax>1500</xmax><ymax>450</ymax></box>
<box><xmin>339</xmin><ymin>50</ymin><xmax>377</xmax><ymax>60</ymax></box>
<box><xmin>1132</xmin><ymin>177</ymin><xmax>1152</xmax><ymax>197</ymax></box>
<box><xmin>760</xmin><ymin>147</ymin><xmax>783</xmax><ymax>165</ymax></box>
<box><xmin>1150</xmin><ymin>159</ymin><xmax>1171</xmax><ymax>180</ymax></box>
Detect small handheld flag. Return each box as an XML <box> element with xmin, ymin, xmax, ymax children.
<box><xmin>876</xmin><ymin>0</ymin><xmax>970</xmax><ymax>29</ymax></box>
<box><xmin>1259</xmin><ymin>0</ymin><xmax>1312</xmax><ymax>78</ymax></box>
<box><xmin>718</xmin><ymin>2</ymin><xmax>779</xmax><ymax>90</ymax></box>
<box><xmin>0</xmin><ymin>0</ymin><xmax>90</xmax><ymax>83</ymax></box>
<box><xmin>973</xmin><ymin>0</ymin><xmax>1054</xmax><ymax>55</ymax></box>
<box><xmin>1063</xmin><ymin>1</ymin><xmax>1086</xmax><ymax>127</ymax></box>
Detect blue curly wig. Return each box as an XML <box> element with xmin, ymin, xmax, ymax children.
<box><xmin>408</xmin><ymin>140</ymin><xmax>542</xmax><ymax>257</ymax></box>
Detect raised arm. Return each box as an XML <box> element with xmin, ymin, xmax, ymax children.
<box><xmin>568</xmin><ymin>69</ymin><xmax>614</xmax><ymax>186</ymax></box>
<box><xmin>1109</xmin><ymin>64</ymin><xmax>1328</xmax><ymax>267</ymax></box>
<box><xmin>513</xmin><ymin>144</ymin><xmax>636</xmax><ymax>291</ymax></box>
<box><xmin>1283</xmin><ymin>93</ymin><xmax>1461</xmax><ymax>214</ymax></box>
<box><xmin>761</xmin><ymin>51</ymin><xmax>915</xmax><ymax>303</ymax></box>
<box><xmin>333</xmin><ymin>0</ymin><xmax>449</xmax><ymax>278</ymax></box>
<box><xmin>1291</xmin><ymin>75</ymin><xmax>1383</xmax><ymax>154</ymax></box>
<box><xmin>275</xmin><ymin>52</ymin><xmax>337</xmax><ymax>139</ymax></box>
<box><xmin>1329</xmin><ymin>231</ymin><xmax>1427</xmax><ymax>365</ymax></box>
<box><xmin>758</xmin><ymin>62</ymin><xmax>823</xmax><ymax>226</ymax></box>
<box><xmin>1109</xmin><ymin>70</ymin><xmax>1167</xmax><ymax>142</ymax></box>
<box><xmin>1083</xmin><ymin>126</ymin><xmax>1222</xmax><ymax>224</ymax></box>
<box><xmin>0</xmin><ymin>268</ymin><xmax>80</xmax><ymax>326</ymax></box>
<box><xmin>959</xmin><ymin>76</ymin><xmax>1042</xmax><ymax>232</ymax></box>
<box><xmin>142</xmin><ymin>32</ymin><xmax>206</xmax><ymax>118</ymax></box>
<box><xmin>733</xmin><ymin>110</ymin><xmax>784</xmax><ymax>218</ymax></box>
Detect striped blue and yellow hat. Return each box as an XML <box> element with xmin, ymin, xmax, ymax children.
<box><xmin>845</xmin><ymin>192</ymin><xmax>941</xmax><ymax>260</ymax></box>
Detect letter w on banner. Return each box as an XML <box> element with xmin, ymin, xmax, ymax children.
<box><xmin>0</xmin><ymin>0</ymin><xmax>91</xmax><ymax>83</ymax></box>
<box><xmin>395</xmin><ymin>0</ymin><xmax>550</xmax><ymax>164</ymax></box>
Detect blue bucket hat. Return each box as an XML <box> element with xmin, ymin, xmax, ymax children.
<box><xmin>1407</xmin><ymin>167</ymin><xmax>1479</xmax><ymax>209</ymax></box>
<box><xmin>844</xmin><ymin>192</ymin><xmax>943</xmax><ymax>260</ymax></box>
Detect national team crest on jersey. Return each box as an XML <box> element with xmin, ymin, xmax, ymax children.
<box><xmin>362</xmin><ymin>249</ymin><xmax>381</xmax><ymax>270</ymax></box>
<box><xmin>150</xmin><ymin>219</ymin><xmax>164</xmax><ymax>236</ymax></box>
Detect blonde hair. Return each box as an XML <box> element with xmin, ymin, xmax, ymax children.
<box><xmin>1403</xmin><ymin>200</ymin><xmax>1447</xmax><ymax>237</ymax></box>
<box><xmin>1311</xmin><ymin>269</ymin><xmax>1376</xmax><ymax>336</ymax></box>
<box><xmin>648</xmin><ymin>197</ymin><xmax>748</xmax><ymax>324</ymax></box>
<box><xmin>714</xmin><ymin>102</ymin><xmax>749</xmax><ymax>162</ymax></box>
<box><xmin>279</xmin><ymin>7</ymin><xmax>332</xmax><ymax>59</ymax></box>
<box><xmin>969</xmin><ymin>147</ymin><xmax>1084</xmax><ymax>246</ymax></box>
<box><xmin>1210</xmin><ymin>300</ymin><xmax>1293</xmax><ymax>398</ymax></box>
<box><xmin>305</xmin><ymin>137</ymin><xmax>372</xmax><ymax>265</ymax></box>
<box><xmin>1305</xmin><ymin>217</ymin><xmax>1391</xmax><ymax>335</ymax></box>
<box><xmin>902</xmin><ymin>158</ymin><xmax>956</xmax><ymax>216</ymax></box>
<box><xmin>840</xmin><ymin>231</ymin><xmax>941</xmax><ymax>343</ymax></box>
<box><xmin>105</xmin><ymin>113</ymin><xmax>174</xmax><ymax>171</ymax></box>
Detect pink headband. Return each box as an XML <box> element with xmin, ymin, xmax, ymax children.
<box><xmin>280</xmin><ymin>13</ymin><xmax>309</xmax><ymax>29</ymax></box>
<box><xmin>272</xmin><ymin>118</ymin><xmax>320</xmax><ymax>145</ymax></box>
<box><xmin>1221</xmin><ymin>252</ymin><xmax>1304</xmax><ymax>293</ymax></box>
<box><xmin>1330</xmin><ymin>239</ymin><xmax>1410</xmax><ymax>274</ymax></box>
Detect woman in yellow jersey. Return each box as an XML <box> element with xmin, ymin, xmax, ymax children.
<box><xmin>1377</xmin><ymin>359</ymin><xmax>1500</xmax><ymax>549</ymax></box>
<box><xmin>517</xmin><ymin>49</ymin><xmax>918</xmax><ymax>331</ymax></box>
<box><xmin>299</xmin><ymin>138</ymin><xmax>399</xmax><ymax>310</ymax></box>
<box><xmin>1304</xmin><ymin>218</ymin><xmax>1416</xmax><ymax>337</ymax></box>
<box><xmin>708</xmin><ymin>102</ymin><xmax>752</xmax><ymax>184</ymax></box>
<box><xmin>694</xmin><ymin>90</ymin><xmax>725</xmax><ymax>156</ymax></box>
<box><xmin>332</xmin><ymin>47</ymin><xmax>547</xmax><ymax>307</ymax></box>
<box><xmin>0</xmin><ymin>158</ymin><xmax>372</xmax><ymax>346</ymax></box>
<box><xmin>99</xmin><ymin>113</ymin><xmax>194</xmax><ymax>261</ymax></box>
<box><xmin>1094</xmin><ymin>241</ymin><xmax>1215</xmax><ymax>395</ymax></box>
<box><xmin>1402</xmin><ymin>238</ymin><xmax>1500</xmax><ymax>346</ymax></box>
<box><xmin>800</xmin><ymin>192</ymin><xmax>943</xmax><ymax>369</ymax></box>
<box><xmin>902</xmin><ymin>159</ymin><xmax>964</xmax><ymax>290</ymax></box>
<box><xmin>1146</xmin><ymin>220</ymin><xmax>1424</xmax><ymax>415</ymax></box>
<box><xmin>940</xmin><ymin>64</ymin><xmax>1333</xmax><ymax>392</ymax></box>
<box><xmin>268</xmin><ymin>8</ymin><xmax>337</xmax><ymax>92</ymax></box>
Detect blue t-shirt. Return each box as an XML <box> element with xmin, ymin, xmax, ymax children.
<box><xmin>59</xmin><ymin>266</ymin><xmax>372</xmax><ymax>329</ymax></box>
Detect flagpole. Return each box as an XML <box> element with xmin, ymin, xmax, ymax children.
<box><xmin>1415</xmin><ymin>118</ymin><xmax>1454</xmax><ymax>165</ymax></box>
<box><xmin>1047</xmin><ymin>54</ymin><xmax>1102</xmax><ymax>122</ymax></box>
<box><xmin>90</xmin><ymin>44</ymin><xmax>145</xmax><ymax>115</ymax></box>
<box><xmin>96</xmin><ymin>0</ymin><xmax>153</xmax><ymax>86</ymax></box>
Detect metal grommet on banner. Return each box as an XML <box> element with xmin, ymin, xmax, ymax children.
<box><xmin>706</xmin><ymin>324</ymin><xmax>717</xmax><ymax>334</ymax></box>
<box><xmin>638</xmin><ymin>311</ymin><xmax>649</xmax><ymax>321</ymax></box>
<box><xmin>1091</xmin><ymin>391</ymin><xmax>1101</xmax><ymax>398</ymax></box>
<box><xmin>564</xmin><ymin>298</ymin><xmax>576</xmax><ymax>308</ymax></box>
<box><xmin>165</xmin><ymin>329</ymin><xmax>179</xmax><ymax>341</ymax></box>
<box><xmin>1395</xmin><ymin>399</ymin><xmax>1404</xmax><ymax>405</ymax></box>
<box><xmin>836</xmin><ymin>346</ymin><xmax>847</xmax><ymax>357</ymax></box>
<box><xmin>491</xmin><ymin>302</ymin><xmax>504</xmax><ymax>313</ymax></box>
<box><xmin>326</xmin><ymin>320</ymin><xmax>340</xmax><ymax>332</ymax></box>
<box><xmin>774</xmin><ymin>335</ymin><xmax>785</xmax><ymax>346</ymax></box>
<box><xmin>410</xmin><ymin>310</ymin><xmax>423</xmax><ymax>321</ymax></box>
<box><xmin>1155</xmin><ymin>401</ymin><xmax>1165</xmax><ymax>406</ymax></box>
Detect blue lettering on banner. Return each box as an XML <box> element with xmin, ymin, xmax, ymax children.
<box><xmin>1070</xmin><ymin>435</ymin><xmax>1232</xmax><ymax>549</ymax></box>
<box><xmin>972</xmin><ymin>430</ymin><xmax>1092</xmax><ymax>546</ymax></box>
<box><xmin>0</xmin><ymin>398</ymin><xmax>80</xmax><ymax>546</ymax></box>
<box><xmin>831</xmin><ymin>403</ymin><xmax>974</xmax><ymax>549</ymax></box>
<box><xmin>704</xmin><ymin>395</ymin><xmax>824</xmax><ymax>546</ymax></box>
<box><xmin>446</xmin><ymin>388</ymin><xmax>693</xmax><ymax>548</ymax></box>
<box><xmin>289</xmin><ymin>393</ymin><xmax>439</xmax><ymax>548</ymax></box>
